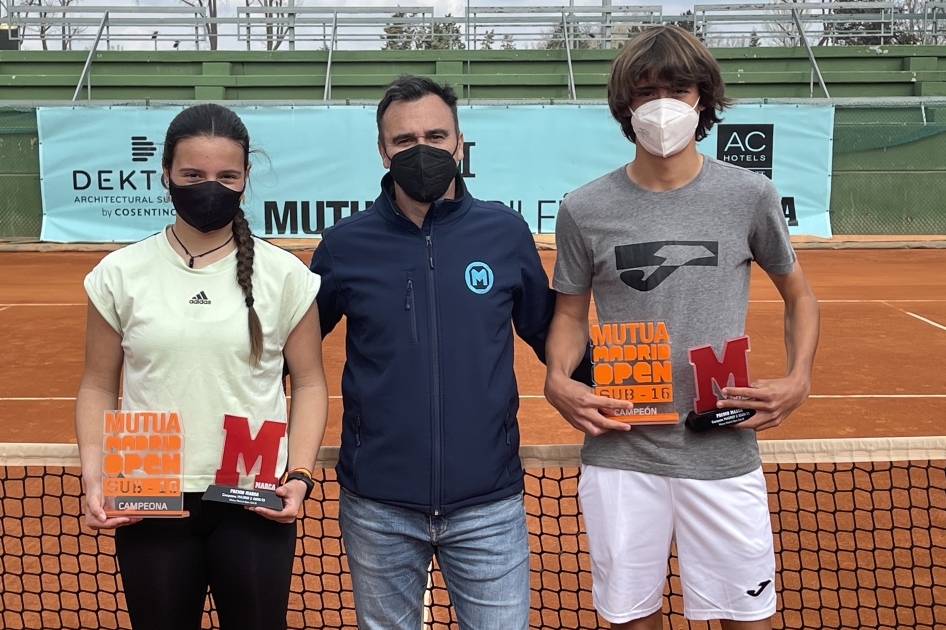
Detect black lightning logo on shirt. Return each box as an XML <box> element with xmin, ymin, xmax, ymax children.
<box><xmin>614</xmin><ymin>241</ymin><xmax>719</xmax><ymax>291</ymax></box>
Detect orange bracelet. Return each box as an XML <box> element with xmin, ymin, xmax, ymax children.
<box><xmin>280</xmin><ymin>467</ymin><xmax>313</xmax><ymax>485</ymax></box>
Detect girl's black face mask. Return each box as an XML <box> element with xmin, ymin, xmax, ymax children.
<box><xmin>387</xmin><ymin>143</ymin><xmax>459</xmax><ymax>204</ymax></box>
<box><xmin>168</xmin><ymin>179</ymin><xmax>244</xmax><ymax>233</ymax></box>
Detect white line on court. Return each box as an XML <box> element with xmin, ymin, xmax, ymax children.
<box><xmin>750</xmin><ymin>299</ymin><xmax>946</xmax><ymax>304</ymax></box>
<box><xmin>0</xmin><ymin>397</ymin><xmax>80</xmax><ymax>401</ymax></box>
<box><xmin>807</xmin><ymin>394</ymin><xmax>946</xmax><ymax>399</ymax></box>
<box><xmin>0</xmin><ymin>307</ymin><xmax>10</xmax><ymax>313</ymax></box>
<box><xmin>0</xmin><ymin>303</ymin><xmax>85</xmax><ymax>307</ymax></box>
<box><xmin>905</xmin><ymin>312</ymin><xmax>946</xmax><ymax>333</ymax></box>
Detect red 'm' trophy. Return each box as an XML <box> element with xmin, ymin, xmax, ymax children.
<box><xmin>202</xmin><ymin>414</ymin><xmax>286</xmax><ymax>509</ymax></box>
<box><xmin>685</xmin><ymin>336</ymin><xmax>756</xmax><ymax>432</ymax></box>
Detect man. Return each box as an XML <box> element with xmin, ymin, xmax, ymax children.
<box><xmin>310</xmin><ymin>74</ymin><xmax>588</xmax><ymax>629</ymax></box>
<box><xmin>544</xmin><ymin>26</ymin><xmax>820</xmax><ymax>630</ymax></box>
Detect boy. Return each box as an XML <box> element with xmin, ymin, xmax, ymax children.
<box><xmin>544</xmin><ymin>25</ymin><xmax>819</xmax><ymax>630</ymax></box>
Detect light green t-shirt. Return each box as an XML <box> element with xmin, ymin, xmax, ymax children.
<box><xmin>84</xmin><ymin>229</ymin><xmax>320</xmax><ymax>492</ymax></box>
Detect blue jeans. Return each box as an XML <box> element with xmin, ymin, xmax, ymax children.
<box><xmin>339</xmin><ymin>489</ymin><xmax>531</xmax><ymax>630</ymax></box>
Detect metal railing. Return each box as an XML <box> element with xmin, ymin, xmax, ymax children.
<box><xmin>927</xmin><ymin>0</ymin><xmax>946</xmax><ymax>43</ymax></box>
<box><xmin>4</xmin><ymin>5</ymin><xmax>207</xmax><ymax>51</ymax></box>
<box><xmin>72</xmin><ymin>10</ymin><xmax>108</xmax><ymax>101</ymax></box>
<box><xmin>465</xmin><ymin>5</ymin><xmax>663</xmax><ymax>50</ymax></box>
<box><xmin>324</xmin><ymin>11</ymin><xmax>337</xmax><ymax>100</ymax></box>
<box><xmin>691</xmin><ymin>2</ymin><xmax>902</xmax><ymax>46</ymax></box>
<box><xmin>7</xmin><ymin>1</ymin><xmax>946</xmax><ymax>103</ymax></box>
<box><xmin>235</xmin><ymin>6</ymin><xmax>435</xmax><ymax>51</ymax></box>
<box><xmin>791</xmin><ymin>8</ymin><xmax>831</xmax><ymax>98</ymax></box>
<box><xmin>4</xmin><ymin>2</ymin><xmax>943</xmax><ymax>51</ymax></box>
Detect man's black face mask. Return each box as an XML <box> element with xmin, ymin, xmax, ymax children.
<box><xmin>387</xmin><ymin>143</ymin><xmax>459</xmax><ymax>204</ymax></box>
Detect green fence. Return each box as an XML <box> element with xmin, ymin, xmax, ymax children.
<box><xmin>831</xmin><ymin>103</ymin><xmax>946</xmax><ymax>234</ymax></box>
<box><xmin>0</xmin><ymin>108</ymin><xmax>41</xmax><ymax>240</ymax></box>
<box><xmin>2</xmin><ymin>102</ymin><xmax>946</xmax><ymax>240</ymax></box>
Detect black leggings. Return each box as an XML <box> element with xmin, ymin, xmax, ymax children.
<box><xmin>114</xmin><ymin>493</ymin><xmax>297</xmax><ymax>630</ymax></box>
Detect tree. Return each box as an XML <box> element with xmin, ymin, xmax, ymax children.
<box><xmin>541</xmin><ymin>21</ymin><xmax>597</xmax><ymax>49</ymax></box>
<box><xmin>758</xmin><ymin>0</ymin><xmax>922</xmax><ymax>46</ymax></box>
<box><xmin>381</xmin><ymin>12</ymin><xmax>415</xmax><ymax>50</ymax></box>
<box><xmin>381</xmin><ymin>13</ymin><xmax>465</xmax><ymax>50</ymax></box>
<box><xmin>179</xmin><ymin>0</ymin><xmax>218</xmax><ymax>50</ymax></box>
<box><xmin>414</xmin><ymin>14</ymin><xmax>465</xmax><ymax>50</ymax></box>
<box><xmin>831</xmin><ymin>0</ymin><xmax>921</xmax><ymax>45</ymax></box>
<box><xmin>608</xmin><ymin>23</ymin><xmax>646</xmax><ymax>49</ymax></box>
<box><xmin>22</xmin><ymin>0</ymin><xmax>54</xmax><ymax>51</ymax></box>
<box><xmin>481</xmin><ymin>29</ymin><xmax>495</xmax><ymax>50</ymax></box>
<box><xmin>667</xmin><ymin>11</ymin><xmax>706</xmax><ymax>42</ymax></box>
<box><xmin>897</xmin><ymin>0</ymin><xmax>926</xmax><ymax>44</ymax></box>
<box><xmin>501</xmin><ymin>33</ymin><xmax>516</xmax><ymax>50</ymax></box>
<box><xmin>243</xmin><ymin>0</ymin><xmax>300</xmax><ymax>51</ymax></box>
<box><xmin>23</xmin><ymin>0</ymin><xmax>84</xmax><ymax>51</ymax></box>
<box><xmin>750</xmin><ymin>28</ymin><xmax>761</xmax><ymax>47</ymax></box>
<box><xmin>705</xmin><ymin>33</ymin><xmax>753</xmax><ymax>47</ymax></box>
<box><xmin>762</xmin><ymin>0</ymin><xmax>818</xmax><ymax>47</ymax></box>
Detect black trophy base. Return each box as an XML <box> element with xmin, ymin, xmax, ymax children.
<box><xmin>202</xmin><ymin>484</ymin><xmax>284</xmax><ymax>509</ymax></box>
<box><xmin>685</xmin><ymin>408</ymin><xmax>756</xmax><ymax>432</ymax></box>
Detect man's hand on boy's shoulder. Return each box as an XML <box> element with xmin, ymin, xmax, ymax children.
<box><xmin>718</xmin><ymin>375</ymin><xmax>811</xmax><ymax>432</ymax></box>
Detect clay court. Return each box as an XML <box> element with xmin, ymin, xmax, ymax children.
<box><xmin>1</xmin><ymin>244</ymin><xmax>945</xmax><ymax>630</ymax></box>
<box><xmin>1</xmin><ymin>246</ymin><xmax>945</xmax><ymax>445</ymax></box>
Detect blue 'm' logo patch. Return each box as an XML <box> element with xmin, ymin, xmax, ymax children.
<box><xmin>465</xmin><ymin>262</ymin><xmax>493</xmax><ymax>294</ymax></box>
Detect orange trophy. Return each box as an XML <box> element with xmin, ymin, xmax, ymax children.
<box><xmin>102</xmin><ymin>410</ymin><xmax>187</xmax><ymax>517</ymax></box>
<box><xmin>591</xmin><ymin>321</ymin><xmax>679</xmax><ymax>424</ymax></box>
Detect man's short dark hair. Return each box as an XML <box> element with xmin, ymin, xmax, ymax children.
<box><xmin>376</xmin><ymin>75</ymin><xmax>460</xmax><ymax>143</ymax></box>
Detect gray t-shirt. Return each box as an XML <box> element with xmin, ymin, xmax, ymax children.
<box><xmin>553</xmin><ymin>156</ymin><xmax>796</xmax><ymax>480</ymax></box>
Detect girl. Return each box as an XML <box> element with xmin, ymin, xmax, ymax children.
<box><xmin>75</xmin><ymin>103</ymin><xmax>328</xmax><ymax>630</ymax></box>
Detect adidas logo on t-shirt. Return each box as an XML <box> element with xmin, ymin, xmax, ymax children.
<box><xmin>189</xmin><ymin>291</ymin><xmax>211</xmax><ymax>305</ymax></box>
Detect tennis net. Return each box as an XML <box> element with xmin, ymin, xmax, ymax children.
<box><xmin>1</xmin><ymin>437</ymin><xmax>944</xmax><ymax>629</ymax></box>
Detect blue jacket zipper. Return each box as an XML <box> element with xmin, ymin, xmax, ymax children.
<box><xmin>425</xmin><ymin>225</ymin><xmax>442</xmax><ymax>516</ymax></box>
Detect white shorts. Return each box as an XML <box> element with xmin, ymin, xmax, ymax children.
<box><xmin>578</xmin><ymin>465</ymin><xmax>776</xmax><ymax>624</ymax></box>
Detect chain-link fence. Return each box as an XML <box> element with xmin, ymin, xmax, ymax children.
<box><xmin>2</xmin><ymin>102</ymin><xmax>946</xmax><ymax>242</ymax></box>
<box><xmin>831</xmin><ymin>101</ymin><xmax>946</xmax><ymax>234</ymax></box>
<box><xmin>0</xmin><ymin>108</ymin><xmax>42</xmax><ymax>241</ymax></box>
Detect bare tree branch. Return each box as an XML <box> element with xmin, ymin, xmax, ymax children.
<box><xmin>244</xmin><ymin>0</ymin><xmax>296</xmax><ymax>51</ymax></box>
<box><xmin>180</xmin><ymin>0</ymin><xmax>218</xmax><ymax>50</ymax></box>
<box><xmin>23</xmin><ymin>0</ymin><xmax>84</xmax><ymax>50</ymax></box>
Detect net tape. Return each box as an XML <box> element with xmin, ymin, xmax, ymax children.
<box><xmin>2</xmin><ymin>438</ymin><xmax>945</xmax><ymax>630</ymax></box>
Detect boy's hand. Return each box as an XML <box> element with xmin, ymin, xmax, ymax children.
<box><xmin>718</xmin><ymin>376</ymin><xmax>810</xmax><ymax>432</ymax></box>
<box><xmin>545</xmin><ymin>372</ymin><xmax>634</xmax><ymax>436</ymax></box>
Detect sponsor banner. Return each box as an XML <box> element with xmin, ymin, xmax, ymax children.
<box><xmin>37</xmin><ymin>104</ymin><xmax>833</xmax><ymax>242</ymax></box>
